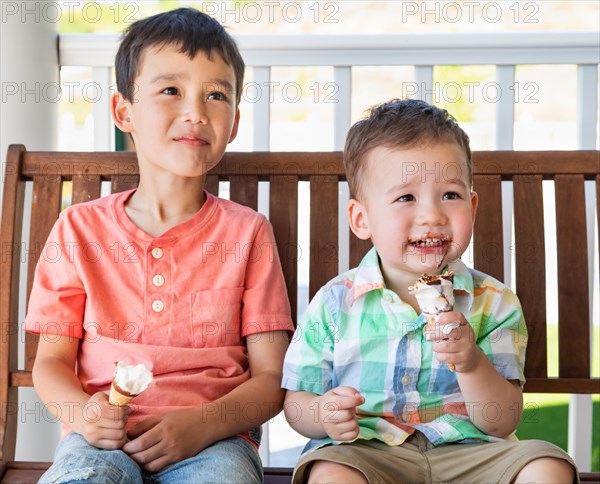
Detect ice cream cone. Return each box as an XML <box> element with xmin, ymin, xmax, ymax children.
<box><xmin>423</xmin><ymin>314</ymin><xmax>438</xmax><ymax>340</ymax></box>
<box><xmin>409</xmin><ymin>272</ymin><xmax>456</xmax><ymax>371</ymax></box>
<box><xmin>109</xmin><ymin>381</ymin><xmax>136</xmax><ymax>406</ymax></box>
<box><xmin>108</xmin><ymin>361</ymin><xmax>153</xmax><ymax>406</ymax></box>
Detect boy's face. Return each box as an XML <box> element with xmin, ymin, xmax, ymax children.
<box><xmin>113</xmin><ymin>44</ymin><xmax>239</xmax><ymax>178</ymax></box>
<box><xmin>349</xmin><ymin>142</ymin><xmax>478</xmax><ymax>281</ymax></box>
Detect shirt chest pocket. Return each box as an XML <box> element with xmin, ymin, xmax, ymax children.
<box><xmin>191</xmin><ymin>287</ymin><xmax>244</xmax><ymax>348</ymax></box>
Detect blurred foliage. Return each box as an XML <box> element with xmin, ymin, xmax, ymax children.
<box><xmin>434</xmin><ymin>65</ymin><xmax>495</xmax><ymax>122</ymax></box>
<box><xmin>58</xmin><ymin>1</ymin><xmax>209</xmax><ymax>33</ymax></box>
<box><xmin>58</xmin><ymin>92</ymin><xmax>90</xmax><ymax>126</ymax></box>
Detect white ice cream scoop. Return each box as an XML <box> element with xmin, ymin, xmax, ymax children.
<box><xmin>109</xmin><ymin>361</ymin><xmax>153</xmax><ymax>406</ymax></box>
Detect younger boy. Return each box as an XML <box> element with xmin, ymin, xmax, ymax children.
<box><xmin>26</xmin><ymin>8</ymin><xmax>293</xmax><ymax>483</ymax></box>
<box><xmin>282</xmin><ymin>99</ymin><xmax>577</xmax><ymax>483</ymax></box>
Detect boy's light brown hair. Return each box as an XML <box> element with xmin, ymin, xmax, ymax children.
<box><xmin>344</xmin><ymin>99</ymin><xmax>472</xmax><ymax>200</ymax></box>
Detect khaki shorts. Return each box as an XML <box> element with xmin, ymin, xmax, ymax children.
<box><xmin>293</xmin><ymin>433</ymin><xmax>578</xmax><ymax>484</ymax></box>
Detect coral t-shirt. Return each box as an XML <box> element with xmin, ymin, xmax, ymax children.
<box><xmin>25</xmin><ymin>189</ymin><xmax>294</xmax><ymax>446</ymax></box>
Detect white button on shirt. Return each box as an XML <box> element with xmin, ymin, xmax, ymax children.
<box><xmin>151</xmin><ymin>300</ymin><xmax>164</xmax><ymax>313</ymax></box>
<box><xmin>152</xmin><ymin>275</ymin><xmax>165</xmax><ymax>287</ymax></box>
<box><xmin>401</xmin><ymin>374</ymin><xmax>411</xmax><ymax>386</ymax></box>
<box><xmin>151</xmin><ymin>247</ymin><xmax>164</xmax><ymax>259</ymax></box>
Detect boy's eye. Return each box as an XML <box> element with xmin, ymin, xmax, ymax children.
<box><xmin>207</xmin><ymin>91</ymin><xmax>226</xmax><ymax>101</ymax></box>
<box><xmin>443</xmin><ymin>192</ymin><xmax>461</xmax><ymax>200</ymax></box>
<box><xmin>397</xmin><ymin>194</ymin><xmax>415</xmax><ymax>202</ymax></box>
<box><xmin>162</xmin><ymin>87</ymin><xmax>179</xmax><ymax>95</ymax></box>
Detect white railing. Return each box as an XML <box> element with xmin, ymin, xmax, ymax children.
<box><xmin>56</xmin><ymin>32</ymin><xmax>599</xmax><ymax>469</ymax></box>
<box><xmin>59</xmin><ymin>32</ymin><xmax>600</xmax><ymax>152</ymax></box>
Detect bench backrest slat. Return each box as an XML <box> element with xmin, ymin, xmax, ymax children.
<box><xmin>555</xmin><ymin>175</ymin><xmax>590</xmax><ymax>379</ymax></box>
<box><xmin>309</xmin><ymin>175</ymin><xmax>339</xmax><ymax>300</ymax></box>
<box><xmin>270</xmin><ymin>175</ymin><xmax>299</xmax><ymax>322</ymax></box>
<box><xmin>472</xmin><ymin>174</ymin><xmax>504</xmax><ymax>282</ymax></box>
<box><xmin>230</xmin><ymin>175</ymin><xmax>259</xmax><ymax>211</ymax></box>
<box><xmin>111</xmin><ymin>174</ymin><xmax>139</xmax><ymax>194</ymax></box>
<box><xmin>349</xmin><ymin>232</ymin><xmax>372</xmax><ymax>271</ymax></box>
<box><xmin>26</xmin><ymin>175</ymin><xmax>63</xmax><ymax>371</ymax></box>
<box><xmin>513</xmin><ymin>174</ymin><xmax>548</xmax><ymax>380</ymax></box>
<box><xmin>205</xmin><ymin>174</ymin><xmax>219</xmax><ymax>196</ymax></box>
<box><xmin>72</xmin><ymin>173</ymin><xmax>102</xmax><ymax>205</ymax></box>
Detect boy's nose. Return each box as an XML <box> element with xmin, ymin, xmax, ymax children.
<box><xmin>182</xmin><ymin>100</ymin><xmax>208</xmax><ymax>124</ymax></box>
<box><xmin>417</xmin><ymin>202</ymin><xmax>447</xmax><ymax>226</ymax></box>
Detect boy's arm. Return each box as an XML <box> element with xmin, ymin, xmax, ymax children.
<box><xmin>123</xmin><ymin>330</ymin><xmax>290</xmax><ymax>472</ymax></box>
<box><xmin>33</xmin><ymin>335</ymin><xmax>129</xmax><ymax>448</ymax></box>
<box><xmin>284</xmin><ymin>388</ymin><xmax>364</xmax><ymax>441</ymax></box>
<box><xmin>455</xmin><ymin>350</ymin><xmax>523</xmax><ymax>437</ymax></box>
<box><xmin>285</xmin><ymin>390</ymin><xmax>325</xmax><ymax>438</ymax></box>
<box><xmin>434</xmin><ymin>311</ymin><xmax>523</xmax><ymax>438</ymax></box>
<box><xmin>203</xmin><ymin>329</ymin><xmax>290</xmax><ymax>437</ymax></box>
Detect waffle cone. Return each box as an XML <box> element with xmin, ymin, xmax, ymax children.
<box><xmin>109</xmin><ymin>381</ymin><xmax>136</xmax><ymax>406</ymax></box>
<box><xmin>425</xmin><ymin>314</ymin><xmax>438</xmax><ymax>331</ymax></box>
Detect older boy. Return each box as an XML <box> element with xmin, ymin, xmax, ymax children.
<box><xmin>26</xmin><ymin>8</ymin><xmax>293</xmax><ymax>483</ymax></box>
<box><xmin>283</xmin><ymin>99</ymin><xmax>577</xmax><ymax>483</ymax></box>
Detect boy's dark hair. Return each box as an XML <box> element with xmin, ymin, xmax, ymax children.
<box><xmin>344</xmin><ymin>99</ymin><xmax>472</xmax><ymax>199</ymax></box>
<box><xmin>115</xmin><ymin>7</ymin><xmax>245</xmax><ymax>106</ymax></box>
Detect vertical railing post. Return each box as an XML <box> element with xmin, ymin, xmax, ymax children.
<box><xmin>92</xmin><ymin>67</ymin><xmax>113</xmax><ymax>151</ymax></box>
<box><xmin>568</xmin><ymin>63</ymin><xmax>599</xmax><ymax>472</ymax></box>
<box><xmin>334</xmin><ymin>66</ymin><xmax>352</xmax><ymax>274</ymax></box>
<box><xmin>252</xmin><ymin>66</ymin><xmax>271</xmax><ymax>466</ymax></box>
<box><xmin>414</xmin><ymin>66</ymin><xmax>434</xmax><ymax>104</ymax></box>
<box><xmin>252</xmin><ymin>67</ymin><xmax>271</xmax><ymax>151</ymax></box>
<box><xmin>496</xmin><ymin>65</ymin><xmax>516</xmax><ymax>288</ymax></box>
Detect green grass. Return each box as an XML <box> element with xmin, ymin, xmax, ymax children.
<box><xmin>516</xmin><ymin>323</ymin><xmax>600</xmax><ymax>471</ymax></box>
<box><xmin>517</xmin><ymin>393</ymin><xmax>600</xmax><ymax>472</ymax></box>
<box><xmin>517</xmin><ymin>396</ymin><xmax>600</xmax><ymax>471</ymax></box>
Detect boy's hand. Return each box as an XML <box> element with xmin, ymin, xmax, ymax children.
<box><xmin>79</xmin><ymin>392</ymin><xmax>130</xmax><ymax>449</ymax></box>
<box><xmin>316</xmin><ymin>386</ymin><xmax>365</xmax><ymax>442</ymax></box>
<box><xmin>123</xmin><ymin>408</ymin><xmax>207</xmax><ymax>472</ymax></box>
<box><xmin>431</xmin><ymin>312</ymin><xmax>481</xmax><ymax>373</ymax></box>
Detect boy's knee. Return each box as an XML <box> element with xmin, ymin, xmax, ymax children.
<box><xmin>40</xmin><ymin>450</ymin><xmax>141</xmax><ymax>484</ymax></box>
<box><xmin>515</xmin><ymin>457</ymin><xmax>576</xmax><ymax>484</ymax></box>
<box><xmin>39</xmin><ymin>465</ymin><xmax>96</xmax><ymax>484</ymax></box>
<box><xmin>308</xmin><ymin>460</ymin><xmax>368</xmax><ymax>484</ymax></box>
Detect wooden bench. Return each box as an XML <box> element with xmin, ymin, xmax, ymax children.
<box><xmin>1</xmin><ymin>145</ymin><xmax>599</xmax><ymax>483</ymax></box>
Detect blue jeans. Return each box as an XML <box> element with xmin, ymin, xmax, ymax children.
<box><xmin>39</xmin><ymin>432</ymin><xmax>263</xmax><ymax>484</ymax></box>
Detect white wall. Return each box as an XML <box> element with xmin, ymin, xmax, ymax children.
<box><xmin>0</xmin><ymin>4</ymin><xmax>62</xmax><ymax>460</ymax></box>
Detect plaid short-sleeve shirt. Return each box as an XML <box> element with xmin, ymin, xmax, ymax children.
<box><xmin>282</xmin><ymin>248</ymin><xmax>527</xmax><ymax>453</ymax></box>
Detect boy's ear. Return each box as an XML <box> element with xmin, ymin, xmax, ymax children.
<box><xmin>228</xmin><ymin>109</ymin><xmax>240</xmax><ymax>143</ymax></box>
<box><xmin>348</xmin><ymin>198</ymin><xmax>371</xmax><ymax>240</ymax></box>
<box><xmin>470</xmin><ymin>190</ymin><xmax>479</xmax><ymax>225</ymax></box>
<box><xmin>112</xmin><ymin>93</ymin><xmax>134</xmax><ymax>133</ymax></box>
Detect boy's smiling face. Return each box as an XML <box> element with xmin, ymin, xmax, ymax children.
<box><xmin>113</xmin><ymin>44</ymin><xmax>239</xmax><ymax>178</ymax></box>
<box><xmin>349</xmin><ymin>142</ymin><xmax>478</xmax><ymax>286</ymax></box>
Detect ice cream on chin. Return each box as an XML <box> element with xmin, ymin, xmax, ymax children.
<box><xmin>109</xmin><ymin>361</ymin><xmax>153</xmax><ymax>406</ymax></box>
